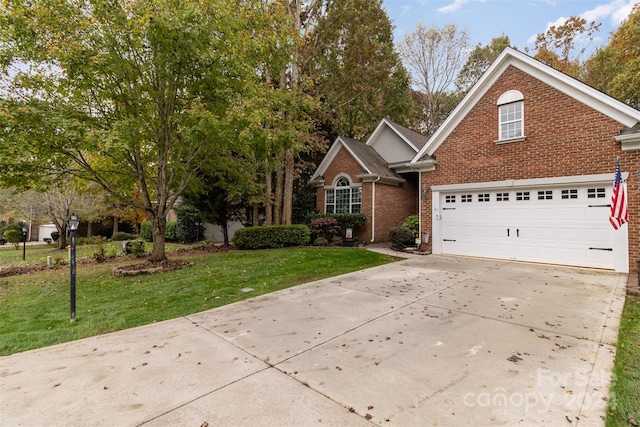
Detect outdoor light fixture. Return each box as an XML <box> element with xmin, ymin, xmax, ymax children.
<box><xmin>66</xmin><ymin>214</ymin><xmax>80</xmax><ymax>323</ymax></box>
<box><xmin>422</xmin><ymin>185</ymin><xmax>429</xmax><ymax>199</ymax></box>
<box><xmin>21</xmin><ymin>221</ymin><xmax>28</xmax><ymax>261</ymax></box>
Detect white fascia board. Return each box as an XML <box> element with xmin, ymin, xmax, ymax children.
<box><xmin>367</xmin><ymin>118</ymin><xmax>419</xmax><ymax>152</ymax></box>
<box><xmin>310</xmin><ymin>138</ymin><xmax>342</xmax><ymax>182</ymax></box>
<box><xmin>309</xmin><ymin>136</ymin><xmax>372</xmax><ymax>182</ymax></box>
<box><xmin>616</xmin><ymin>133</ymin><xmax>640</xmax><ymax>151</ymax></box>
<box><xmin>409</xmin><ymin>159</ymin><xmax>437</xmax><ymax>172</ymax></box>
<box><xmin>431</xmin><ymin>172</ymin><xmax>628</xmax><ymax>192</ymax></box>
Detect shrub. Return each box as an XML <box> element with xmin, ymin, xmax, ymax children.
<box><xmin>3</xmin><ymin>229</ymin><xmax>22</xmax><ymax>248</ymax></box>
<box><xmin>402</xmin><ymin>215</ymin><xmax>419</xmax><ymax>238</ymax></box>
<box><xmin>389</xmin><ymin>227</ymin><xmax>415</xmax><ymax>251</ymax></box>
<box><xmin>43</xmin><ymin>238</ymin><xmax>52</xmax><ymax>245</ymax></box>
<box><xmin>307</xmin><ymin>213</ymin><xmax>366</xmax><ymax>233</ymax></box>
<box><xmin>51</xmin><ymin>231</ymin><xmax>60</xmax><ymax>242</ymax></box>
<box><xmin>140</xmin><ymin>221</ymin><xmax>153</xmax><ymax>241</ymax></box>
<box><xmin>331</xmin><ymin>236</ymin><xmax>344</xmax><ymax>246</ymax></box>
<box><xmin>111</xmin><ymin>232</ymin><xmax>137</xmax><ymax>241</ymax></box>
<box><xmin>165</xmin><ymin>221</ymin><xmax>178</xmax><ymax>242</ymax></box>
<box><xmin>313</xmin><ymin>237</ymin><xmax>329</xmax><ymax>246</ymax></box>
<box><xmin>232</xmin><ymin>225</ymin><xmax>310</xmax><ymax>250</ymax></box>
<box><xmin>310</xmin><ymin>217</ymin><xmax>341</xmax><ymax>241</ymax></box>
<box><xmin>122</xmin><ymin>240</ymin><xmax>145</xmax><ymax>256</ymax></box>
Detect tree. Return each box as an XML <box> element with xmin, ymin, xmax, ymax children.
<box><xmin>455</xmin><ymin>35</ymin><xmax>512</xmax><ymax>95</ymax></box>
<box><xmin>528</xmin><ymin>16</ymin><xmax>601</xmax><ymax>78</ymax></box>
<box><xmin>304</xmin><ymin>0</ymin><xmax>413</xmax><ymax>139</ymax></box>
<box><xmin>0</xmin><ymin>0</ymin><xmax>287</xmax><ymax>261</ymax></box>
<box><xmin>398</xmin><ymin>23</ymin><xmax>470</xmax><ymax>135</ymax></box>
<box><xmin>583</xmin><ymin>4</ymin><xmax>640</xmax><ymax>109</ymax></box>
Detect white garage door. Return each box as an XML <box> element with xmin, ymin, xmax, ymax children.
<box><xmin>439</xmin><ymin>183</ymin><xmax>617</xmax><ymax>269</ymax></box>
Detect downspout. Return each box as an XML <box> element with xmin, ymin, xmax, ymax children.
<box><xmin>370</xmin><ymin>176</ymin><xmax>381</xmax><ymax>243</ymax></box>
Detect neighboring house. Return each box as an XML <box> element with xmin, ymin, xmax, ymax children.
<box><xmin>311</xmin><ymin>47</ymin><xmax>640</xmax><ymax>273</ymax></box>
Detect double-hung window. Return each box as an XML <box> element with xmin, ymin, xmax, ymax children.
<box><xmin>325</xmin><ymin>176</ymin><xmax>362</xmax><ymax>214</ymax></box>
<box><xmin>497</xmin><ymin>90</ymin><xmax>524</xmax><ymax>142</ymax></box>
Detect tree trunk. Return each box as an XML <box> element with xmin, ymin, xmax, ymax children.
<box><xmin>86</xmin><ymin>221</ymin><xmax>93</xmax><ymax>237</ymax></box>
<box><xmin>149</xmin><ymin>215</ymin><xmax>167</xmax><ymax>262</ymax></box>
<box><xmin>112</xmin><ymin>216</ymin><xmax>119</xmax><ymax>235</ymax></box>
<box><xmin>252</xmin><ymin>204</ymin><xmax>260</xmax><ymax>226</ymax></box>
<box><xmin>283</xmin><ymin>149</ymin><xmax>294</xmax><ymax>225</ymax></box>
<box><xmin>222</xmin><ymin>223</ymin><xmax>229</xmax><ymax>246</ymax></box>
<box><xmin>265</xmin><ymin>166</ymin><xmax>273</xmax><ymax>226</ymax></box>
<box><xmin>274</xmin><ymin>156</ymin><xmax>284</xmax><ymax>225</ymax></box>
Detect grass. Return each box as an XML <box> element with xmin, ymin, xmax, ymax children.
<box><xmin>607</xmin><ymin>295</ymin><xmax>640</xmax><ymax>426</ymax></box>
<box><xmin>0</xmin><ymin>246</ymin><xmax>399</xmax><ymax>356</ymax></box>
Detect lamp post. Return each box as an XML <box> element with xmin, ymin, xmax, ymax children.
<box><xmin>66</xmin><ymin>214</ymin><xmax>80</xmax><ymax>323</ymax></box>
<box><xmin>21</xmin><ymin>222</ymin><xmax>28</xmax><ymax>261</ymax></box>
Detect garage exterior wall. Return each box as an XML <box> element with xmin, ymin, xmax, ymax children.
<box><xmin>419</xmin><ymin>66</ymin><xmax>640</xmax><ymax>272</ymax></box>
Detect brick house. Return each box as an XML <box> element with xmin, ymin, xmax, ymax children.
<box><xmin>311</xmin><ymin>48</ymin><xmax>640</xmax><ymax>273</ymax></box>
<box><xmin>310</xmin><ymin>118</ymin><xmax>425</xmax><ymax>243</ymax></box>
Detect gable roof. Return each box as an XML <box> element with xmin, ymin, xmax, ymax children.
<box><xmin>367</xmin><ymin>117</ymin><xmax>429</xmax><ymax>153</ymax></box>
<box><xmin>310</xmin><ymin>136</ymin><xmax>404</xmax><ymax>185</ymax></box>
<box><xmin>411</xmin><ymin>47</ymin><xmax>640</xmax><ymax>163</ymax></box>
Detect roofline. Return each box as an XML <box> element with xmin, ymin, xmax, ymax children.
<box><xmin>367</xmin><ymin>117</ymin><xmax>420</xmax><ymax>152</ymax></box>
<box><xmin>309</xmin><ymin>136</ymin><xmax>371</xmax><ymax>182</ymax></box>
<box><xmin>411</xmin><ymin>47</ymin><xmax>640</xmax><ymax>162</ymax></box>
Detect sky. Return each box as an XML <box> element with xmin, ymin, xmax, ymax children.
<box><xmin>382</xmin><ymin>0</ymin><xmax>637</xmax><ymax>56</ymax></box>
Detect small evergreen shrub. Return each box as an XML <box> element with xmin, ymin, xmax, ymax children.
<box><xmin>122</xmin><ymin>240</ymin><xmax>145</xmax><ymax>256</ymax></box>
<box><xmin>3</xmin><ymin>229</ymin><xmax>21</xmax><ymax>248</ymax></box>
<box><xmin>331</xmin><ymin>236</ymin><xmax>344</xmax><ymax>246</ymax></box>
<box><xmin>140</xmin><ymin>221</ymin><xmax>153</xmax><ymax>241</ymax></box>
<box><xmin>43</xmin><ymin>238</ymin><xmax>52</xmax><ymax>245</ymax></box>
<box><xmin>232</xmin><ymin>225</ymin><xmax>310</xmax><ymax>250</ymax></box>
<box><xmin>51</xmin><ymin>231</ymin><xmax>60</xmax><ymax>242</ymax></box>
<box><xmin>165</xmin><ymin>221</ymin><xmax>178</xmax><ymax>242</ymax></box>
<box><xmin>314</xmin><ymin>237</ymin><xmax>329</xmax><ymax>246</ymax></box>
<box><xmin>389</xmin><ymin>227</ymin><xmax>415</xmax><ymax>251</ymax></box>
<box><xmin>402</xmin><ymin>215</ymin><xmax>419</xmax><ymax>238</ymax></box>
<box><xmin>110</xmin><ymin>232</ymin><xmax>137</xmax><ymax>241</ymax></box>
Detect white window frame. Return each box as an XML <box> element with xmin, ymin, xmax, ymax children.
<box><xmin>496</xmin><ymin>90</ymin><xmax>525</xmax><ymax>143</ymax></box>
<box><xmin>324</xmin><ymin>175</ymin><xmax>362</xmax><ymax>214</ymax></box>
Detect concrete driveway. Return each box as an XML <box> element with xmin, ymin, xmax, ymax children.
<box><xmin>0</xmin><ymin>253</ymin><xmax>626</xmax><ymax>426</ymax></box>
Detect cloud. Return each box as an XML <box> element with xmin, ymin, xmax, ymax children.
<box><xmin>579</xmin><ymin>0</ymin><xmax>635</xmax><ymax>26</ymax></box>
<box><xmin>436</xmin><ymin>0</ymin><xmax>472</xmax><ymax>14</ymax></box>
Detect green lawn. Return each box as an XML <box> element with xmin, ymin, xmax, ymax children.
<box><xmin>607</xmin><ymin>295</ymin><xmax>640</xmax><ymax>426</ymax></box>
<box><xmin>0</xmin><ymin>246</ymin><xmax>398</xmax><ymax>356</ymax></box>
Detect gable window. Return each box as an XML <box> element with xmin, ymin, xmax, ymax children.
<box><xmin>325</xmin><ymin>176</ymin><xmax>362</xmax><ymax>214</ymax></box>
<box><xmin>496</xmin><ymin>90</ymin><xmax>524</xmax><ymax>143</ymax></box>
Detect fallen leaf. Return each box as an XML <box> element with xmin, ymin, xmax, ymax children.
<box><xmin>365</xmin><ymin>414</ymin><xmax>372</xmax><ymax>420</ymax></box>
<box><xmin>201</xmin><ymin>422</ymin><xmax>209</xmax><ymax>427</ymax></box>
<box><xmin>629</xmin><ymin>416</ymin><xmax>638</xmax><ymax>426</ymax></box>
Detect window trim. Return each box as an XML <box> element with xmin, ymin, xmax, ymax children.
<box><xmin>324</xmin><ymin>174</ymin><xmax>362</xmax><ymax>214</ymax></box>
<box><xmin>495</xmin><ymin>90</ymin><xmax>525</xmax><ymax>144</ymax></box>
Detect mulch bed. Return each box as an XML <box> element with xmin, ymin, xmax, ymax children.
<box><xmin>0</xmin><ymin>244</ymin><xmax>231</xmax><ymax>278</ymax></box>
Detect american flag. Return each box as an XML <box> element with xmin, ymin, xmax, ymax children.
<box><xmin>609</xmin><ymin>159</ymin><xmax>628</xmax><ymax>230</ymax></box>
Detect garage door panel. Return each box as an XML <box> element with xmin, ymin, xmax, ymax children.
<box><xmin>440</xmin><ymin>183</ymin><xmax>618</xmax><ymax>270</ymax></box>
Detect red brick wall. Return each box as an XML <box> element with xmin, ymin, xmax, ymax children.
<box><xmin>419</xmin><ymin>66</ymin><xmax>640</xmax><ymax>271</ymax></box>
<box><xmin>372</xmin><ymin>173</ymin><xmax>418</xmax><ymax>242</ymax></box>
<box><xmin>315</xmin><ymin>146</ymin><xmax>419</xmax><ymax>242</ymax></box>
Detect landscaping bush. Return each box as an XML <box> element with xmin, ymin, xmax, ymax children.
<box><xmin>165</xmin><ymin>221</ymin><xmax>178</xmax><ymax>242</ymax></box>
<box><xmin>140</xmin><ymin>221</ymin><xmax>153</xmax><ymax>241</ymax></box>
<box><xmin>402</xmin><ymin>215</ymin><xmax>419</xmax><ymax>238</ymax></box>
<box><xmin>232</xmin><ymin>225</ymin><xmax>310</xmax><ymax>250</ymax></box>
<box><xmin>50</xmin><ymin>231</ymin><xmax>60</xmax><ymax>242</ymax></box>
<box><xmin>310</xmin><ymin>217</ymin><xmax>341</xmax><ymax>241</ymax></box>
<box><xmin>110</xmin><ymin>232</ymin><xmax>137</xmax><ymax>241</ymax></box>
<box><xmin>122</xmin><ymin>240</ymin><xmax>145</xmax><ymax>256</ymax></box>
<box><xmin>389</xmin><ymin>227</ymin><xmax>415</xmax><ymax>251</ymax></box>
<box><xmin>313</xmin><ymin>236</ymin><xmax>329</xmax><ymax>246</ymax></box>
<box><xmin>307</xmin><ymin>213</ymin><xmax>366</xmax><ymax>231</ymax></box>
<box><xmin>3</xmin><ymin>229</ymin><xmax>21</xmax><ymax>248</ymax></box>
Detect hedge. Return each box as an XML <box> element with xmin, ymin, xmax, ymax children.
<box><xmin>232</xmin><ymin>225</ymin><xmax>310</xmax><ymax>250</ymax></box>
<box><xmin>306</xmin><ymin>213</ymin><xmax>366</xmax><ymax>231</ymax></box>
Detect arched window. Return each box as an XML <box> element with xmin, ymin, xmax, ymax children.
<box><xmin>325</xmin><ymin>176</ymin><xmax>362</xmax><ymax>214</ymax></box>
<box><xmin>497</xmin><ymin>90</ymin><xmax>524</xmax><ymax>141</ymax></box>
